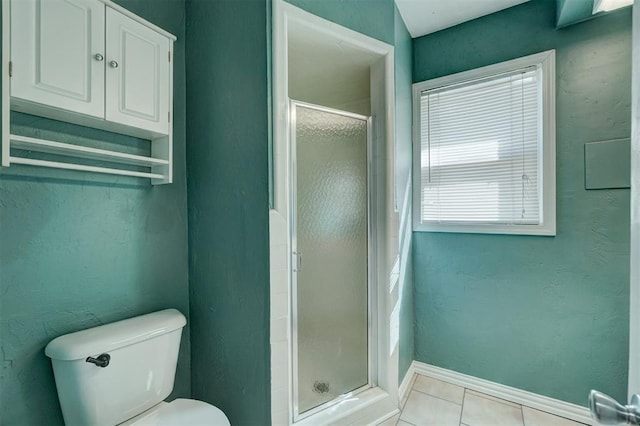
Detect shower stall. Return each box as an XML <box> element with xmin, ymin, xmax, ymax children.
<box><xmin>290</xmin><ymin>101</ymin><xmax>372</xmax><ymax>419</ymax></box>
<box><xmin>270</xmin><ymin>1</ymin><xmax>399</xmax><ymax>423</ymax></box>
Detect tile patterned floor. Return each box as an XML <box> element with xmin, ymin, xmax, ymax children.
<box><xmin>378</xmin><ymin>375</ymin><xmax>588</xmax><ymax>426</ymax></box>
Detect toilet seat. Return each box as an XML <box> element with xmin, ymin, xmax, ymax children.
<box><xmin>120</xmin><ymin>398</ymin><xmax>231</xmax><ymax>426</ymax></box>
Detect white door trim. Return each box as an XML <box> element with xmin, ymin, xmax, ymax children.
<box><xmin>629</xmin><ymin>0</ymin><xmax>640</xmax><ymax>401</ymax></box>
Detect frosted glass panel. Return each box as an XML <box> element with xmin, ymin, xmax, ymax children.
<box><xmin>294</xmin><ymin>104</ymin><xmax>369</xmax><ymax>415</ymax></box>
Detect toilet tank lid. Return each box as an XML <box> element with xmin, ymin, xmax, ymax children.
<box><xmin>45</xmin><ymin>309</ymin><xmax>186</xmax><ymax>361</ymax></box>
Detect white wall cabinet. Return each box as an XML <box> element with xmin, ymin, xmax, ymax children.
<box><xmin>10</xmin><ymin>0</ymin><xmax>106</xmax><ymax>119</ymax></box>
<box><xmin>105</xmin><ymin>7</ymin><xmax>170</xmax><ymax>135</ymax></box>
<box><xmin>3</xmin><ymin>0</ymin><xmax>176</xmax><ymax>184</ymax></box>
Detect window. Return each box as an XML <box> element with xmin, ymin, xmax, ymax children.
<box><xmin>412</xmin><ymin>50</ymin><xmax>556</xmax><ymax>235</ymax></box>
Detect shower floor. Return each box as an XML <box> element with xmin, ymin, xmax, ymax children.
<box><xmin>379</xmin><ymin>374</ymin><xmax>588</xmax><ymax>426</ymax></box>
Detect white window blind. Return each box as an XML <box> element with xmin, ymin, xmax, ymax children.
<box><xmin>419</xmin><ymin>68</ymin><xmax>542</xmax><ymax>226</ymax></box>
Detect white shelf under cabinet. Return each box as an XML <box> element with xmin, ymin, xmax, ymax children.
<box><xmin>10</xmin><ymin>135</ymin><xmax>169</xmax><ymax>167</ymax></box>
<box><xmin>8</xmin><ymin>134</ymin><xmax>168</xmax><ymax>180</ymax></box>
<box><xmin>9</xmin><ymin>157</ymin><xmax>165</xmax><ymax>180</ymax></box>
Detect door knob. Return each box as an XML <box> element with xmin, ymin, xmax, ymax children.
<box><xmin>109</xmin><ymin>60</ymin><xmax>119</xmax><ymax>68</ymax></box>
<box><xmin>589</xmin><ymin>390</ymin><xmax>640</xmax><ymax>425</ymax></box>
<box><xmin>94</xmin><ymin>53</ymin><xmax>104</xmax><ymax>62</ymax></box>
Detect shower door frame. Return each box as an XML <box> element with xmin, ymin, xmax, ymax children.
<box><xmin>289</xmin><ymin>100</ymin><xmax>376</xmax><ymax>422</ymax></box>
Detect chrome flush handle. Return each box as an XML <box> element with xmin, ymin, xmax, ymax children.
<box><xmin>86</xmin><ymin>353</ymin><xmax>110</xmax><ymax>368</ymax></box>
<box><xmin>589</xmin><ymin>390</ymin><xmax>640</xmax><ymax>425</ymax></box>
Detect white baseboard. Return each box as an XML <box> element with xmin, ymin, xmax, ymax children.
<box><xmin>398</xmin><ymin>366</ymin><xmax>415</xmax><ymax>404</ymax></box>
<box><xmin>402</xmin><ymin>361</ymin><xmax>594</xmax><ymax>425</ymax></box>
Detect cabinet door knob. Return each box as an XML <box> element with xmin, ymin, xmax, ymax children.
<box><xmin>94</xmin><ymin>53</ymin><xmax>104</xmax><ymax>62</ymax></box>
<box><xmin>109</xmin><ymin>60</ymin><xmax>119</xmax><ymax>68</ymax></box>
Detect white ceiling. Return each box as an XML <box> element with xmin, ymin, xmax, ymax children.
<box><xmin>395</xmin><ymin>0</ymin><xmax>531</xmax><ymax>38</ymax></box>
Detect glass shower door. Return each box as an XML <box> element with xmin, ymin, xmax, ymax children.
<box><xmin>291</xmin><ymin>101</ymin><xmax>370</xmax><ymax>418</ymax></box>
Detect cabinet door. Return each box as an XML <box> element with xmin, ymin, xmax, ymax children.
<box><xmin>105</xmin><ymin>8</ymin><xmax>170</xmax><ymax>135</ymax></box>
<box><xmin>10</xmin><ymin>0</ymin><xmax>105</xmax><ymax>118</ymax></box>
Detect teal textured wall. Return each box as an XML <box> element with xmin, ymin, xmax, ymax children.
<box><xmin>394</xmin><ymin>4</ymin><xmax>414</xmax><ymax>385</ymax></box>
<box><xmin>185</xmin><ymin>0</ymin><xmax>271</xmax><ymax>424</ymax></box>
<box><xmin>556</xmin><ymin>0</ymin><xmax>597</xmax><ymax>28</ymax></box>
<box><xmin>412</xmin><ymin>0</ymin><xmax>631</xmax><ymax>406</ymax></box>
<box><xmin>0</xmin><ymin>1</ymin><xmax>190</xmax><ymax>424</ymax></box>
<box><xmin>285</xmin><ymin>0</ymin><xmax>394</xmax><ymax>44</ymax></box>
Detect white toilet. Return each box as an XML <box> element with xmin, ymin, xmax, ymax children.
<box><xmin>45</xmin><ymin>309</ymin><xmax>230</xmax><ymax>425</ymax></box>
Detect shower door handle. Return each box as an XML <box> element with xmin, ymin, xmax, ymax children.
<box><xmin>589</xmin><ymin>390</ymin><xmax>640</xmax><ymax>424</ymax></box>
<box><xmin>293</xmin><ymin>251</ymin><xmax>302</xmax><ymax>272</ymax></box>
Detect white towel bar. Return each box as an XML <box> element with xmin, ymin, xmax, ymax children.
<box><xmin>8</xmin><ymin>133</ymin><xmax>168</xmax><ymax>181</ymax></box>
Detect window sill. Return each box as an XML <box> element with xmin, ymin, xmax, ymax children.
<box><xmin>413</xmin><ymin>222</ymin><xmax>556</xmax><ymax>236</ymax></box>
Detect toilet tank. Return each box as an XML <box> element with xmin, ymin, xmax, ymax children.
<box><xmin>45</xmin><ymin>309</ymin><xmax>187</xmax><ymax>426</ymax></box>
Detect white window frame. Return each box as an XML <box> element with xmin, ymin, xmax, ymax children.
<box><xmin>412</xmin><ymin>49</ymin><xmax>556</xmax><ymax>236</ymax></box>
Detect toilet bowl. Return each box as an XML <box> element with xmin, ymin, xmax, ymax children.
<box><xmin>120</xmin><ymin>399</ymin><xmax>229</xmax><ymax>425</ymax></box>
<box><xmin>45</xmin><ymin>309</ymin><xmax>230</xmax><ymax>426</ymax></box>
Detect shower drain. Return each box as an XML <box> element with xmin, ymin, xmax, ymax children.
<box><xmin>313</xmin><ymin>381</ymin><xmax>330</xmax><ymax>394</ymax></box>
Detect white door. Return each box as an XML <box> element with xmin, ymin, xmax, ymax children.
<box><xmin>590</xmin><ymin>3</ymin><xmax>640</xmax><ymax>423</ymax></box>
<box><xmin>105</xmin><ymin>8</ymin><xmax>170</xmax><ymax>135</ymax></box>
<box><xmin>290</xmin><ymin>101</ymin><xmax>371</xmax><ymax>419</ymax></box>
<box><xmin>10</xmin><ymin>0</ymin><xmax>105</xmax><ymax>118</ymax></box>
<box><xmin>629</xmin><ymin>0</ymin><xmax>640</xmax><ymax>403</ymax></box>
